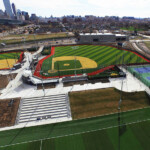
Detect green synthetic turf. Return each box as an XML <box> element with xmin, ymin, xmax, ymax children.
<box><xmin>0</xmin><ymin>141</ymin><xmax>41</xmax><ymax>150</ymax></box>
<box><xmin>1</xmin><ymin>107</ymin><xmax>150</xmax><ymax>149</ymax></box>
<box><xmin>2</xmin><ymin>120</ymin><xmax>150</xmax><ymax>150</ymax></box>
<box><xmin>40</xmin><ymin>45</ymin><xmax>147</xmax><ymax>77</ymax></box>
<box><xmin>0</xmin><ymin>52</ymin><xmax>21</xmax><ymax>60</ymax></box>
<box><xmin>54</xmin><ymin>60</ymin><xmax>82</xmax><ymax>70</ymax></box>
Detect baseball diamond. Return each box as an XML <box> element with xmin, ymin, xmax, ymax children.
<box><xmin>34</xmin><ymin>45</ymin><xmax>149</xmax><ymax>79</ymax></box>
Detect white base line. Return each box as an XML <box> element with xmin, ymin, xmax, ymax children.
<box><xmin>1</xmin><ymin>118</ymin><xmax>150</xmax><ymax>148</ymax></box>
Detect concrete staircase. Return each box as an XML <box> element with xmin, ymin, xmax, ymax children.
<box><xmin>16</xmin><ymin>94</ymin><xmax>71</xmax><ymax>124</ymax></box>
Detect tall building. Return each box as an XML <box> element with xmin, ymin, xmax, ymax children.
<box><xmin>17</xmin><ymin>9</ymin><xmax>22</xmax><ymax>20</ymax></box>
<box><xmin>12</xmin><ymin>3</ymin><xmax>17</xmax><ymax>16</ymax></box>
<box><xmin>0</xmin><ymin>9</ymin><xmax>4</xmax><ymax>16</ymax></box>
<box><xmin>30</xmin><ymin>14</ymin><xmax>37</xmax><ymax>20</ymax></box>
<box><xmin>3</xmin><ymin>0</ymin><xmax>14</xmax><ymax>18</ymax></box>
<box><xmin>22</xmin><ymin>11</ymin><xmax>29</xmax><ymax>20</ymax></box>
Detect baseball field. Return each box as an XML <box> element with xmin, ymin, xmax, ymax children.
<box><xmin>0</xmin><ymin>107</ymin><xmax>150</xmax><ymax>150</ymax></box>
<box><xmin>34</xmin><ymin>45</ymin><xmax>149</xmax><ymax>79</ymax></box>
<box><xmin>0</xmin><ymin>52</ymin><xmax>21</xmax><ymax>70</ymax></box>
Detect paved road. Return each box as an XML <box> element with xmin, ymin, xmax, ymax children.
<box><xmin>130</xmin><ymin>40</ymin><xmax>150</xmax><ymax>42</ymax></box>
<box><xmin>139</xmin><ymin>34</ymin><xmax>150</xmax><ymax>39</ymax></box>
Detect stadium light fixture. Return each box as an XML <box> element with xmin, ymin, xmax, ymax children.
<box><xmin>118</xmin><ymin>43</ymin><xmax>125</xmax><ymax>150</ymax></box>
<box><xmin>119</xmin><ymin>65</ymin><xmax>124</xmax><ymax>109</ymax></box>
<box><xmin>37</xmin><ymin>65</ymin><xmax>45</xmax><ymax>96</ymax></box>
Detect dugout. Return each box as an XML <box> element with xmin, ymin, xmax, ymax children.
<box><xmin>11</xmin><ymin>63</ymin><xmax>21</xmax><ymax>70</ymax></box>
<box><xmin>62</xmin><ymin>76</ymin><xmax>88</xmax><ymax>83</ymax></box>
<box><xmin>88</xmin><ymin>66</ymin><xmax>126</xmax><ymax>80</ymax></box>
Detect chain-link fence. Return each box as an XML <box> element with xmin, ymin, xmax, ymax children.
<box><xmin>127</xmin><ymin>66</ymin><xmax>150</xmax><ymax>87</ymax></box>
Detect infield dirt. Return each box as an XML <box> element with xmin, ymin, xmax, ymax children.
<box><xmin>0</xmin><ymin>59</ymin><xmax>18</xmax><ymax>69</ymax></box>
<box><xmin>52</xmin><ymin>56</ymin><xmax>97</xmax><ymax>70</ymax></box>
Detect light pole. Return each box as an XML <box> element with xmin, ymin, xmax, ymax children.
<box><xmin>33</xmin><ymin>34</ymin><xmax>38</xmax><ymax>51</ymax></box>
<box><xmin>118</xmin><ymin>42</ymin><xmax>125</xmax><ymax>150</ymax></box>
<box><xmin>74</xmin><ymin>47</ymin><xmax>77</xmax><ymax>77</ymax></box>
<box><xmin>37</xmin><ymin>64</ymin><xmax>45</xmax><ymax>96</ymax></box>
<box><xmin>41</xmin><ymin>70</ymin><xmax>45</xmax><ymax>96</ymax></box>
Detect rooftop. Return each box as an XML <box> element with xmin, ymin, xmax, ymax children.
<box><xmin>80</xmin><ymin>33</ymin><xmax>114</xmax><ymax>36</ymax></box>
<box><xmin>80</xmin><ymin>33</ymin><xmax>127</xmax><ymax>37</ymax></box>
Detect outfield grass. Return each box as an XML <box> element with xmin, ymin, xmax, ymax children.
<box><xmin>0</xmin><ymin>52</ymin><xmax>21</xmax><ymax>60</ymax></box>
<box><xmin>69</xmin><ymin>88</ymin><xmax>150</xmax><ymax>119</ymax></box>
<box><xmin>40</xmin><ymin>45</ymin><xmax>147</xmax><ymax>77</ymax></box>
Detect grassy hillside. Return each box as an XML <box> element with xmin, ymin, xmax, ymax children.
<box><xmin>69</xmin><ymin>88</ymin><xmax>150</xmax><ymax>119</ymax></box>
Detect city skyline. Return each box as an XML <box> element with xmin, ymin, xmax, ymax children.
<box><xmin>3</xmin><ymin>0</ymin><xmax>14</xmax><ymax>18</ymax></box>
<box><xmin>0</xmin><ymin>0</ymin><xmax>150</xmax><ymax>18</ymax></box>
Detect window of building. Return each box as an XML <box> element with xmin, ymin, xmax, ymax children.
<box><xmin>93</xmin><ymin>38</ymin><xmax>99</xmax><ymax>42</ymax></box>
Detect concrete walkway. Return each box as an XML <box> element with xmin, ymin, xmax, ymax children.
<box><xmin>0</xmin><ymin>68</ymin><xmax>146</xmax><ymax>99</ymax></box>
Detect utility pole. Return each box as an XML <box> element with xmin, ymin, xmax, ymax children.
<box><xmin>33</xmin><ymin>33</ymin><xmax>38</xmax><ymax>51</ymax></box>
<box><xmin>22</xmin><ymin>37</ymin><xmax>26</xmax><ymax>50</ymax></box>
<box><xmin>6</xmin><ymin>58</ymin><xmax>10</xmax><ymax>69</ymax></box>
<box><xmin>74</xmin><ymin>47</ymin><xmax>77</xmax><ymax>77</ymax></box>
<box><xmin>41</xmin><ymin>72</ymin><xmax>45</xmax><ymax>96</ymax></box>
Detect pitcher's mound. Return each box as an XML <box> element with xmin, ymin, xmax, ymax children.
<box><xmin>64</xmin><ymin>64</ymin><xmax>70</xmax><ymax>66</ymax></box>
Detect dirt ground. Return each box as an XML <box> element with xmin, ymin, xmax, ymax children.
<box><xmin>0</xmin><ymin>74</ymin><xmax>17</xmax><ymax>89</ymax></box>
<box><xmin>69</xmin><ymin>88</ymin><xmax>150</xmax><ymax>120</ymax></box>
<box><xmin>0</xmin><ymin>98</ymin><xmax>20</xmax><ymax>128</ymax></box>
<box><xmin>0</xmin><ymin>59</ymin><xmax>18</xmax><ymax>69</ymax></box>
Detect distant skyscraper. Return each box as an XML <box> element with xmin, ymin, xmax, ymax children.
<box><xmin>3</xmin><ymin>0</ymin><xmax>14</xmax><ymax>18</ymax></box>
<box><xmin>17</xmin><ymin>9</ymin><xmax>22</xmax><ymax>20</ymax></box>
<box><xmin>12</xmin><ymin>3</ymin><xmax>17</xmax><ymax>16</ymax></box>
<box><xmin>22</xmin><ymin>11</ymin><xmax>29</xmax><ymax>20</ymax></box>
<box><xmin>0</xmin><ymin>9</ymin><xmax>4</xmax><ymax>16</ymax></box>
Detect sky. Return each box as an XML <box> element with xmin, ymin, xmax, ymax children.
<box><xmin>0</xmin><ymin>0</ymin><xmax>150</xmax><ymax>18</ymax></box>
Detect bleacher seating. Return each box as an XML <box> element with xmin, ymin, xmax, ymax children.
<box><xmin>17</xmin><ymin>94</ymin><xmax>71</xmax><ymax>124</ymax></box>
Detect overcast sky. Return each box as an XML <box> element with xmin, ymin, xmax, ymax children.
<box><xmin>0</xmin><ymin>0</ymin><xmax>150</xmax><ymax>18</ymax></box>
